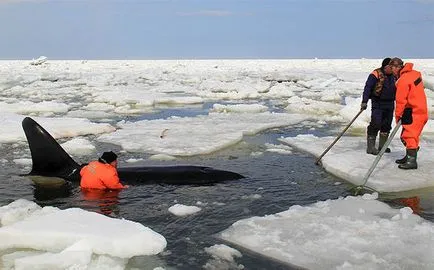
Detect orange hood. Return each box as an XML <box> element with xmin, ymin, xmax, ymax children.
<box><xmin>400</xmin><ymin>62</ymin><xmax>414</xmax><ymax>76</ymax></box>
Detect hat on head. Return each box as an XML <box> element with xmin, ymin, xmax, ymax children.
<box><xmin>381</xmin><ymin>57</ymin><xmax>391</xmax><ymax>67</ymax></box>
<box><xmin>99</xmin><ymin>151</ymin><xmax>117</xmax><ymax>164</ymax></box>
<box><xmin>389</xmin><ymin>57</ymin><xmax>404</xmax><ymax>67</ymax></box>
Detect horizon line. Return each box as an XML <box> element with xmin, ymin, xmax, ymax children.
<box><xmin>2</xmin><ymin>57</ymin><xmax>434</xmax><ymax>61</ymax></box>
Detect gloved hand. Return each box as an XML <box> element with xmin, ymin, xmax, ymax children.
<box><xmin>402</xmin><ymin>108</ymin><xmax>413</xmax><ymax>124</ymax></box>
<box><xmin>361</xmin><ymin>102</ymin><xmax>368</xmax><ymax>110</ymax></box>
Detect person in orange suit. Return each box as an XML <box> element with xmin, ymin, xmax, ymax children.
<box><xmin>390</xmin><ymin>58</ymin><xmax>428</xmax><ymax>170</ymax></box>
<box><xmin>80</xmin><ymin>151</ymin><xmax>129</xmax><ymax>189</ymax></box>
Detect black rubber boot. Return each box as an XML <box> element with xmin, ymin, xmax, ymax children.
<box><xmin>398</xmin><ymin>149</ymin><xmax>418</xmax><ymax>170</ymax></box>
<box><xmin>366</xmin><ymin>135</ymin><xmax>379</xmax><ymax>155</ymax></box>
<box><xmin>378</xmin><ymin>132</ymin><xmax>391</xmax><ymax>153</ymax></box>
<box><xmin>395</xmin><ymin>154</ymin><xmax>407</xmax><ymax>164</ymax></box>
<box><xmin>396</xmin><ymin>147</ymin><xmax>419</xmax><ymax>164</ymax></box>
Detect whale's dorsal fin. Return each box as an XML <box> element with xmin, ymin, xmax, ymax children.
<box><xmin>22</xmin><ymin>117</ymin><xmax>81</xmax><ymax>181</ymax></box>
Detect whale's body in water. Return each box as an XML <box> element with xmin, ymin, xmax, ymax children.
<box><xmin>22</xmin><ymin>117</ymin><xmax>244</xmax><ymax>186</ymax></box>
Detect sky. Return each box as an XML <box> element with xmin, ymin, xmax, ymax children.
<box><xmin>0</xmin><ymin>0</ymin><xmax>433</xmax><ymax>59</ymax></box>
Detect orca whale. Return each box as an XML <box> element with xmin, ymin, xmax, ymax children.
<box><xmin>22</xmin><ymin>117</ymin><xmax>244</xmax><ymax>185</ymax></box>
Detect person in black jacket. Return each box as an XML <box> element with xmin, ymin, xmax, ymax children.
<box><xmin>361</xmin><ymin>58</ymin><xmax>396</xmax><ymax>155</ymax></box>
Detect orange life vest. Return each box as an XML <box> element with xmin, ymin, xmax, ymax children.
<box><xmin>371</xmin><ymin>68</ymin><xmax>385</xmax><ymax>97</ymax></box>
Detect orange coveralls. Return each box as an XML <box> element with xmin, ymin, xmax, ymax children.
<box><xmin>80</xmin><ymin>161</ymin><xmax>125</xmax><ymax>190</ymax></box>
<box><xmin>395</xmin><ymin>63</ymin><xmax>428</xmax><ymax>150</ymax></box>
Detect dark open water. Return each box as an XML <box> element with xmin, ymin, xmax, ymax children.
<box><xmin>0</xmin><ymin>106</ymin><xmax>432</xmax><ymax>269</ymax></box>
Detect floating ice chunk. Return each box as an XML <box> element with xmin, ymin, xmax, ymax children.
<box><xmin>211</xmin><ymin>103</ymin><xmax>268</xmax><ymax>113</ymax></box>
<box><xmin>148</xmin><ymin>154</ymin><xmax>176</xmax><ymax>161</ymax></box>
<box><xmin>317</xmin><ymin>77</ymin><xmax>338</xmax><ymax>88</ymax></box>
<box><xmin>82</xmin><ymin>102</ymin><xmax>116</xmax><ymax>112</ymax></box>
<box><xmin>265</xmin><ymin>143</ymin><xmax>292</xmax><ymax>155</ymax></box>
<box><xmin>12</xmin><ymin>158</ymin><xmax>32</xmax><ymax>166</ymax></box>
<box><xmin>0</xmin><ymin>199</ymin><xmax>44</xmax><ymax>226</ymax></box>
<box><xmin>61</xmin><ymin>137</ymin><xmax>95</xmax><ymax>156</ymax></box>
<box><xmin>219</xmin><ymin>195</ymin><xmax>433</xmax><ymax>270</ymax></box>
<box><xmin>13</xmin><ymin>240</ymin><xmax>93</xmax><ymax>270</ymax></box>
<box><xmin>125</xmin><ymin>158</ymin><xmax>145</xmax><ymax>163</ymax></box>
<box><xmin>203</xmin><ymin>244</ymin><xmax>243</xmax><ymax>270</ymax></box>
<box><xmin>339</xmin><ymin>96</ymin><xmax>371</xmax><ymax>129</ymax></box>
<box><xmin>279</xmin><ymin>135</ymin><xmax>434</xmax><ymax>192</ymax></box>
<box><xmin>0</xmin><ymin>113</ymin><xmax>116</xmax><ymax>144</ymax></box>
<box><xmin>168</xmin><ymin>204</ymin><xmax>201</xmax><ymax>216</ymax></box>
<box><xmin>0</xmin><ymin>200</ymin><xmax>167</xmax><ymax>261</ymax></box>
<box><xmin>0</xmin><ymin>101</ymin><xmax>70</xmax><ymax>115</ymax></box>
<box><xmin>205</xmin><ymin>244</ymin><xmax>242</xmax><ymax>262</ymax></box>
<box><xmin>263</xmin><ymin>82</ymin><xmax>295</xmax><ymax>98</ymax></box>
<box><xmin>285</xmin><ymin>96</ymin><xmax>343</xmax><ymax>116</ymax></box>
<box><xmin>99</xmin><ymin>112</ymin><xmax>308</xmax><ymax>156</ymax></box>
<box><xmin>30</xmin><ymin>56</ymin><xmax>47</xmax><ymax>66</ymax></box>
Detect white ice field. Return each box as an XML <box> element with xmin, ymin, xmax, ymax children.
<box><xmin>0</xmin><ymin>59</ymin><xmax>433</xmax><ymax>269</ymax></box>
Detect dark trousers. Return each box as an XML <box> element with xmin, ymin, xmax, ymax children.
<box><xmin>367</xmin><ymin>103</ymin><xmax>394</xmax><ymax>136</ymax></box>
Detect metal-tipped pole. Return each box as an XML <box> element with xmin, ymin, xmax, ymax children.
<box><xmin>315</xmin><ymin>109</ymin><xmax>364</xmax><ymax>165</ymax></box>
<box><xmin>354</xmin><ymin>120</ymin><xmax>402</xmax><ymax>194</ymax></box>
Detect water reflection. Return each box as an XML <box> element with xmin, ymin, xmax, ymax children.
<box><xmin>29</xmin><ymin>175</ymin><xmax>121</xmax><ymax>216</ymax></box>
<box><xmin>79</xmin><ymin>189</ymin><xmax>121</xmax><ymax>216</ymax></box>
<box><xmin>33</xmin><ymin>184</ymin><xmax>72</xmax><ymax>201</ymax></box>
<box><xmin>394</xmin><ymin>196</ymin><xmax>422</xmax><ymax>215</ymax></box>
<box><xmin>379</xmin><ymin>186</ymin><xmax>434</xmax><ymax>219</ymax></box>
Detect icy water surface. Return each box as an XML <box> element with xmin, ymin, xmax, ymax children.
<box><xmin>0</xmin><ymin>106</ymin><xmax>432</xmax><ymax>270</ymax></box>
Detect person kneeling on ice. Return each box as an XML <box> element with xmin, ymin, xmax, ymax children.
<box><xmin>390</xmin><ymin>58</ymin><xmax>428</xmax><ymax>170</ymax></box>
<box><xmin>80</xmin><ymin>151</ymin><xmax>129</xmax><ymax>189</ymax></box>
<box><xmin>361</xmin><ymin>57</ymin><xmax>396</xmax><ymax>155</ymax></box>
